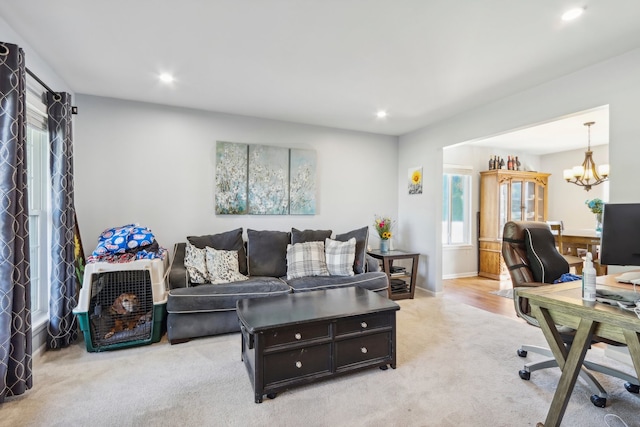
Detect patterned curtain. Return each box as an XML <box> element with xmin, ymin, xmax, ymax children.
<box><xmin>46</xmin><ymin>92</ymin><xmax>78</xmax><ymax>349</ymax></box>
<box><xmin>0</xmin><ymin>42</ymin><xmax>32</xmax><ymax>402</ymax></box>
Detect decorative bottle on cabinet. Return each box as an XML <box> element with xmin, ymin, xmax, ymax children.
<box><xmin>478</xmin><ymin>169</ymin><xmax>550</xmax><ymax>279</ymax></box>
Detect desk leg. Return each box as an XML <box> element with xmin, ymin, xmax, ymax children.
<box><xmin>532</xmin><ymin>306</ymin><xmax>596</xmax><ymax>427</ymax></box>
<box><xmin>622</xmin><ymin>329</ymin><xmax>640</xmax><ymax>380</ymax></box>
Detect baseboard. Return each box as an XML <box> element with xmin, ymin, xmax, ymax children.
<box><xmin>442</xmin><ymin>272</ymin><xmax>478</xmax><ymax>280</ymax></box>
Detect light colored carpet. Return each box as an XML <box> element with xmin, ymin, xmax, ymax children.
<box><xmin>3</xmin><ymin>293</ymin><xmax>639</xmax><ymax>427</ymax></box>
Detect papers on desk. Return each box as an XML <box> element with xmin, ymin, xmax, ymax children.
<box><xmin>596</xmin><ymin>288</ymin><xmax>640</xmax><ymax>308</ymax></box>
<box><xmin>615</xmin><ymin>271</ymin><xmax>640</xmax><ymax>284</ymax></box>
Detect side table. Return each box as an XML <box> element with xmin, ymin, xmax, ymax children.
<box><xmin>367</xmin><ymin>249</ymin><xmax>419</xmax><ymax>300</ymax></box>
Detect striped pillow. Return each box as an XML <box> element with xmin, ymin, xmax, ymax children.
<box><xmin>325</xmin><ymin>237</ymin><xmax>356</xmax><ymax>276</ymax></box>
<box><xmin>286</xmin><ymin>241</ymin><xmax>330</xmax><ymax>280</ymax></box>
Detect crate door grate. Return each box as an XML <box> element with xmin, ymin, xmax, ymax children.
<box><xmin>88</xmin><ymin>270</ymin><xmax>154</xmax><ymax>349</ymax></box>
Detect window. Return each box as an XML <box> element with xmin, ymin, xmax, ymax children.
<box><xmin>26</xmin><ymin>80</ymin><xmax>49</xmax><ymax>327</ymax></box>
<box><xmin>442</xmin><ymin>166</ymin><xmax>472</xmax><ymax>245</ymax></box>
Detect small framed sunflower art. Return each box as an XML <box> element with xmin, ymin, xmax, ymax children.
<box><xmin>408</xmin><ymin>166</ymin><xmax>423</xmax><ymax>195</ymax></box>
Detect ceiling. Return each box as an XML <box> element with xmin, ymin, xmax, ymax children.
<box><xmin>2</xmin><ymin>1</ymin><xmax>640</xmax><ymax>140</ymax></box>
<box><xmin>468</xmin><ymin>105</ymin><xmax>609</xmax><ymax>155</ymax></box>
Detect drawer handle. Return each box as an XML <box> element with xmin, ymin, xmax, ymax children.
<box><xmin>361</xmin><ymin>347</ymin><xmax>368</xmax><ymax>354</ymax></box>
<box><xmin>294</xmin><ymin>333</ymin><xmax>302</xmax><ymax>340</ymax></box>
<box><xmin>295</xmin><ymin>361</ymin><xmax>302</xmax><ymax>368</ymax></box>
<box><xmin>361</xmin><ymin>321</ymin><xmax>368</xmax><ymax>328</ymax></box>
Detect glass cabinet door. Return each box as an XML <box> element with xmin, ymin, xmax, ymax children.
<box><xmin>499</xmin><ymin>182</ymin><xmax>508</xmax><ymax>236</ymax></box>
<box><xmin>510</xmin><ymin>181</ymin><xmax>522</xmax><ymax>221</ymax></box>
<box><xmin>523</xmin><ymin>181</ymin><xmax>536</xmax><ymax>221</ymax></box>
<box><xmin>536</xmin><ymin>183</ymin><xmax>545</xmax><ymax>221</ymax></box>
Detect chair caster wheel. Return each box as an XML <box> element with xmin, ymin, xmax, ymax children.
<box><xmin>519</xmin><ymin>369</ymin><xmax>531</xmax><ymax>380</ymax></box>
<box><xmin>624</xmin><ymin>382</ymin><xmax>640</xmax><ymax>394</ymax></box>
<box><xmin>267</xmin><ymin>393</ymin><xmax>277</xmax><ymax>400</ymax></box>
<box><xmin>517</xmin><ymin>349</ymin><xmax>528</xmax><ymax>358</ymax></box>
<box><xmin>590</xmin><ymin>395</ymin><xmax>606</xmax><ymax>408</ymax></box>
<box><xmin>379</xmin><ymin>365</ymin><xmax>388</xmax><ymax>370</ymax></box>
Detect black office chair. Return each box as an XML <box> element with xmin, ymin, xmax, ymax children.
<box><xmin>501</xmin><ymin>220</ymin><xmax>639</xmax><ymax>408</ymax></box>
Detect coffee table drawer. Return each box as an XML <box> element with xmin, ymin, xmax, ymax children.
<box><xmin>336</xmin><ymin>332</ymin><xmax>391</xmax><ymax>368</ymax></box>
<box><xmin>336</xmin><ymin>312</ymin><xmax>392</xmax><ymax>336</ymax></box>
<box><xmin>263</xmin><ymin>322</ymin><xmax>331</xmax><ymax>348</ymax></box>
<box><xmin>264</xmin><ymin>344</ymin><xmax>332</xmax><ymax>384</ymax></box>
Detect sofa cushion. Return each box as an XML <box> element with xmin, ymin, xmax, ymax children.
<box><xmin>286</xmin><ymin>241</ymin><xmax>330</xmax><ymax>280</ymax></box>
<box><xmin>205</xmin><ymin>247</ymin><xmax>248</xmax><ymax>284</ymax></box>
<box><xmin>247</xmin><ymin>229</ymin><xmax>290</xmax><ymax>277</ymax></box>
<box><xmin>184</xmin><ymin>242</ymin><xmax>208</xmax><ymax>284</ymax></box>
<box><xmin>325</xmin><ymin>238</ymin><xmax>356</xmax><ymax>276</ymax></box>
<box><xmin>167</xmin><ymin>277</ymin><xmax>291</xmax><ymax>313</ymax></box>
<box><xmin>187</xmin><ymin>228</ymin><xmax>248</xmax><ymax>275</ymax></box>
<box><xmin>287</xmin><ymin>271</ymin><xmax>389</xmax><ymax>294</ymax></box>
<box><xmin>291</xmin><ymin>228</ymin><xmax>332</xmax><ymax>244</ymax></box>
<box><xmin>335</xmin><ymin>226</ymin><xmax>368</xmax><ymax>274</ymax></box>
<box><xmin>525</xmin><ymin>228</ymin><xmax>569</xmax><ymax>284</ymax></box>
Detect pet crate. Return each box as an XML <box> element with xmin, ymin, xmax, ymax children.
<box><xmin>73</xmin><ymin>258</ymin><xmax>168</xmax><ymax>352</ymax></box>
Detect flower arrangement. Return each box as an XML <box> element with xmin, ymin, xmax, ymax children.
<box><xmin>585</xmin><ymin>198</ymin><xmax>604</xmax><ymax>214</ymax></box>
<box><xmin>373</xmin><ymin>215</ymin><xmax>394</xmax><ymax>240</ymax></box>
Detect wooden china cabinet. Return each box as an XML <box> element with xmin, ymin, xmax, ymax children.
<box><xmin>478</xmin><ymin>170</ymin><xmax>550</xmax><ymax>279</ymax></box>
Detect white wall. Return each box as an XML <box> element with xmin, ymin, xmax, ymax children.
<box><xmin>74</xmin><ymin>95</ymin><xmax>399</xmax><ymax>255</ymax></box>
<box><xmin>400</xmin><ymin>48</ymin><xmax>640</xmax><ymax>293</ymax></box>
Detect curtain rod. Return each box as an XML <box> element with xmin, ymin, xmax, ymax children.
<box><xmin>25</xmin><ymin>67</ymin><xmax>78</xmax><ymax>114</ymax></box>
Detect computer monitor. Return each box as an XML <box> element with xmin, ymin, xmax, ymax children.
<box><xmin>599</xmin><ymin>203</ymin><xmax>640</xmax><ymax>266</ymax></box>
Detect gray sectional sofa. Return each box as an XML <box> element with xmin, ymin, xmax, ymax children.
<box><xmin>166</xmin><ymin>227</ymin><xmax>389</xmax><ymax>344</ymax></box>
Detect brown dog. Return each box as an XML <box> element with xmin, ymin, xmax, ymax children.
<box><xmin>104</xmin><ymin>293</ymin><xmax>142</xmax><ymax>339</ymax></box>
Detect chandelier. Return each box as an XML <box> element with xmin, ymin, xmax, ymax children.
<box><xmin>563</xmin><ymin>121</ymin><xmax>609</xmax><ymax>191</ymax></box>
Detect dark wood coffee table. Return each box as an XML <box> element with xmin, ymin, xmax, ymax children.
<box><xmin>237</xmin><ymin>287</ymin><xmax>400</xmax><ymax>403</ymax></box>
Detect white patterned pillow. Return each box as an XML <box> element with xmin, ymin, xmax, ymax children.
<box><xmin>286</xmin><ymin>241</ymin><xmax>330</xmax><ymax>280</ymax></box>
<box><xmin>184</xmin><ymin>242</ymin><xmax>208</xmax><ymax>284</ymax></box>
<box><xmin>325</xmin><ymin>237</ymin><xmax>356</xmax><ymax>276</ymax></box>
<box><xmin>205</xmin><ymin>247</ymin><xmax>249</xmax><ymax>284</ymax></box>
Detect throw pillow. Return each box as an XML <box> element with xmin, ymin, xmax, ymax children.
<box><xmin>286</xmin><ymin>241</ymin><xmax>330</xmax><ymax>280</ymax></box>
<box><xmin>335</xmin><ymin>226</ymin><xmax>368</xmax><ymax>274</ymax></box>
<box><xmin>204</xmin><ymin>247</ymin><xmax>249</xmax><ymax>284</ymax></box>
<box><xmin>525</xmin><ymin>228</ymin><xmax>569</xmax><ymax>284</ymax></box>
<box><xmin>325</xmin><ymin>237</ymin><xmax>356</xmax><ymax>276</ymax></box>
<box><xmin>184</xmin><ymin>242</ymin><xmax>208</xmax><ymax>284</ymax></box>
<box><xmin>247</xmin><ymin>229</ymin><xmax>291</xmax><ymax>277</ymax></box>
<box><xmin>187</xmin><ymin>228</ymin><xmax>248</xmax><ymax>275</ymax></box>
<box><xmin>291</xmin><ymin>228</ymin><xmax>333</xmax><ymax>244</ymax></box>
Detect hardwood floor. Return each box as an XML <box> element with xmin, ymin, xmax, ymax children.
<box><xmin>442</xmin><ymin>276</ymin><xmax>521</xmax><ymax>321</ymax></box>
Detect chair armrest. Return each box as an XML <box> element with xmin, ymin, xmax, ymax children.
<box><xmin>513</xmin><ymin>282</ymin><xmax>547</xmax><ymax>327</ymax></box>
<box><xmin>365</xmin><ymin>254</ymin><xmax>381</xmax><ymax>272</ymax></box>
<box><xmin>168</xmin><ymin>242</ymin><xmax>189</xmax><ymax>289</ymax></box>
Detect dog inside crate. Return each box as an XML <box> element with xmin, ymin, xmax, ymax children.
<box><xmin>88</xmin><ymin>270</ymin><xmax>154</xmax><ymax>347</ymax></box>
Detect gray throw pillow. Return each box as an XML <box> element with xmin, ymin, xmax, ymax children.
<box><xmin>247</xmin><ymin>229</ymin><xmax>291</xmax><ymax>277</ymax></box>
<box><xmin>291</xmin><ymin>228</ymin><xmax>332</xmax><ymax>244</ymax></box>
<box><xmin>525</xmin><ymin>228</ymin><xmax>569</xmax><ymax>284</ymax></box>
<box><xmin>187</xmin><ymin>228</ymin><xmax>247</xmax><ymax>275</ymax></box>
<box><xmin>335</xmin><ymin>226</ymin><xmax>369</xmax><ymax>274</ymax></box>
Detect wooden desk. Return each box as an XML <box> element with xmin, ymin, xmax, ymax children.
<box><xmin>518</xmin><ymin>276</ymin><xmax>640</xmax><ymax>427</ymax></box>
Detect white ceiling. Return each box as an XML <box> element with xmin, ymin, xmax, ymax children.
<box><xmin>2</xmin><ymin>1</ymin><xmax>639</xmax><ymax>143</ymax></box>
<box><xmin>468</xmin><ymin>105</ymin><xmax>610</xmax><ymax>155</ymax></box>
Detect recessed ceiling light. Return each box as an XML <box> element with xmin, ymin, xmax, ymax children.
<box><xmin>376</xmin><ymin>111</ymin><xmax>388</xmax><ymax>119</ymax></box>
<box><xmin>159</xmin><ymin>73</ymin><xmax>174</xmax><ymax>83</ymax></box>
<box><xmin>562</xmin><ymin>7</ymin><xmax>584</xmax><ymax>21</ymax></box>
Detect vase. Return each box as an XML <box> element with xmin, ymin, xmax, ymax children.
<box><xmin>595</xmin><ymin>212</ymin><xmax>603</xmax><ymax>234</ymax></box>
<box><xmin>380</xmin><ymin>239</ymin><xmax>390</xmax><ymax>253</ymax></box>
